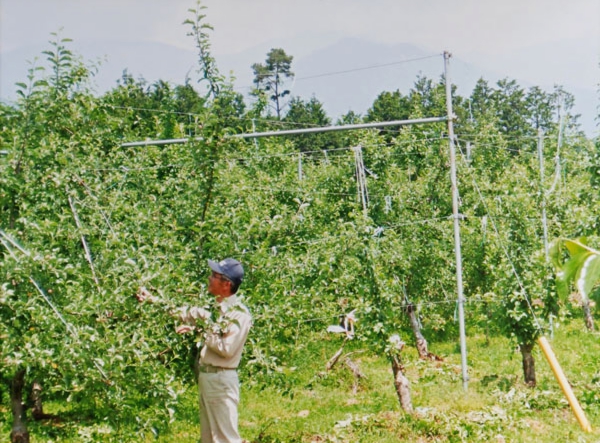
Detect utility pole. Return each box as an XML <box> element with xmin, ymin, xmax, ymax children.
<box><xmin>444</xmin><ymin>51</ymin><xmax>468</xmax><ymax>391</ymax></box>
<box><xmin>537</xmin><ymin>128</ymin><xmax>553</xmax><ymax>336</ymax></box>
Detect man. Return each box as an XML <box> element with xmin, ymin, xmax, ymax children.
<box><xmin>138</xmin><ymin>258</ymin><xmax>251</xmax><ymax>443</ymax></box>
<box><xmin>178</xmin><ymin>258</ymin><xmax>251</xmax><ymax>443</ymax></box>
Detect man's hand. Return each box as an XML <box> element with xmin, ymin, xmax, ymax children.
<box><xmin>175</xmin><ymin>324</ymin><xmax>195</xmax><ymax>334</ymax></box>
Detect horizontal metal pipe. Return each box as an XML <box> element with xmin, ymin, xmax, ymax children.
<box><xmin>121</xmin><ymin>137</ymin><xmax>197</xmax><ymax>147</ymax></box>
<box><xmin>120</xmin><ymin>116</ymin><xmax>447</xmax><ymax>148</ymax></box>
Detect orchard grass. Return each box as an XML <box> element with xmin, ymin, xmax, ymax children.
<box><xmin>2</xmin><ymin>319</ymin><xmax>600</xmax><ymax>442</ymax></box>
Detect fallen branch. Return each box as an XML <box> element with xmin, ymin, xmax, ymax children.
<box><xmin>326</xmin><ymin>342</ymin><xmax>346</xmax><ymax>371</ymax></box>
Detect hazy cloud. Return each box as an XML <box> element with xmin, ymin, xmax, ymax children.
<box><xmin>3</xmin><ymin>0</ymin><xmax>598</xmax><ymax>56</ymax></box>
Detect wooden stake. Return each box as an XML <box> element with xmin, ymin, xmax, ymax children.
<box><xmin>537</xmin><ymin>336</ymin><xmax>591</xmax><ymax>432</ymax></box>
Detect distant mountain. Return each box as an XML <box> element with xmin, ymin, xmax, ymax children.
<box><xmin>1</xmin><ymin>37</ymin><xmax>596</xmax><ymax>136</ymax></box>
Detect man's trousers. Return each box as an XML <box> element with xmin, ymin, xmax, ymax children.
<box><xmin>198</xmin><ymin>369</ymin><xmax>241</xmax><ymax>443</ymax></box>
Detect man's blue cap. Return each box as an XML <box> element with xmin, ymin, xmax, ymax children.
<box><xmin>208</xmin><ymin>258</ymin><xmax>244</xmax><ymax>286</ymax></box>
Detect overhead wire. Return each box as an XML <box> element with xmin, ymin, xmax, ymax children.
<box><xmin>295</xmin><ymin>54</ymin><xmax>442</xmax><ymax>82</ymax></box>
<box><xmin>233</xmin><ymin>54</ymin><xmax>442</xmax><ymax>92</ymax></box>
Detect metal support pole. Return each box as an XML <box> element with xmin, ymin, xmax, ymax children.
<box><xmin>120</xmin><ymin>116</ymin><xmax>447</xmax><ymax>148</ymax></box>
<box><xmin>444</xmin><ymin>51</ymin><xmax>468</xmax><ymax>390</ymax></box>
<box><xmin>537</xmin><ymin>128</ymin><xmax>556</xmax><ymax>337</ymax></box>
<box><xmin>537</xmin><ymin>129</ymin><xmax>549</xmax><ymax>261</ymax></box>
<box><xmin>548</xmin><ymin>94</ymin><xmax>564</xmax><ymax>195</ymax></box>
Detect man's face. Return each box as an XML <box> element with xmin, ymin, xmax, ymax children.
<box><xmin>208</xmin><ymin>271</ymin><xmax>231</xmax><ymax>297</ymax></box>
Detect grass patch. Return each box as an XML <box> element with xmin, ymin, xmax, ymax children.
<box><xmin>3</xmin><ymin>320</ymin><xmax>600</xmax><ymax>441</ymax></box>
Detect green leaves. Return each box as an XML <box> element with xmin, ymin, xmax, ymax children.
<box><xmin>0</xmin><ymin>5</ymin><xmax>596</xmax><ymax>438</ymax></box>
<box><xmin>550</xmin><ymin>238</ymin><xmax>600</xmax><ymax>302</ymax></box>
<box><xmin>184</xmin><ymin>1</ymin><xmax>223</xmax><ymax>99</ymax></box>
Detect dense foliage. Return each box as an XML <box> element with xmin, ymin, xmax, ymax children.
<box><xmin>0</xmin><ymin>3</ymin><xmax>598</xmax><ymax>441</ymax></box>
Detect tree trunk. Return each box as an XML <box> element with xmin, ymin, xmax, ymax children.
<box><xmin>10</xmin><ymin>369</ymin><xmax>29</xmax><ymax>443</ymax></box>
<box><xmin>520</xmin><ymin>343</ymin><xmax>536</xmax><ymax>387</ymax></box>
<box><xmin>582</xmin><ymin>299</ymin><xmax>595</xmax><ymax>331</ymax></box>
<box><xmin>406</xmin><ymin>303</ymin><xmax>429</xmax><ymax>359</ymax></box>
<box><xmin>391</xmin><ymin>356</ymin><xmax>413</xmax><ymax>412</ymax></box>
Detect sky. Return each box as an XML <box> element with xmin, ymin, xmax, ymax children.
<box><xmin>1</xmin><ymin>0</ymin><xmax>599</xmax><ymax>133</ymax></box>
